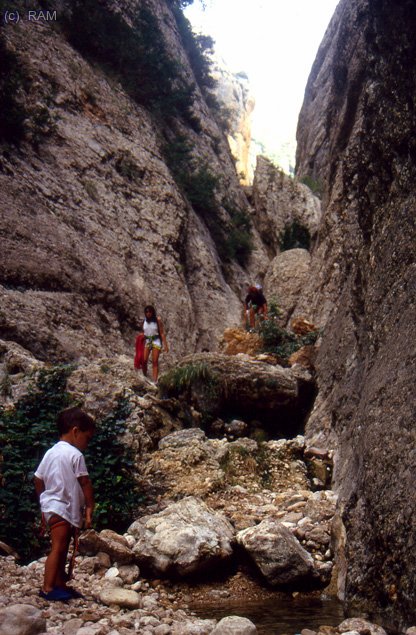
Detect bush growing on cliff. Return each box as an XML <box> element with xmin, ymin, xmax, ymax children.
<box><xmin>0</xmin><ymin>367</ymin><xmax>141</xmax><ymax>562</ymax></box>
<box><xmin>300</xmin><ymin>175</ymin><xmax>322</xmax><ymax>197</ymax></box>
<box><xmin>0</xmin><ymin>36</ymin><xmax>28</xmax><ymax>144</ymax></box>
<box><xmin>279</xmin><ymin>220</ymin><xmax>311</xmax><ymax>251</ymax></box>
<box><xmin>164</xmin><ymin>135</ymin><xmax>253</xmax><ymax>265</ymax></box>
<box><xmin>256</xmin><ymin>299</ymin><xmax>320</xmax><ymax>360</ymax></box>
<box><xmin>63</xmin><ymin>1</ymin><xmax>195</xmax><ymax>121</ymax></box>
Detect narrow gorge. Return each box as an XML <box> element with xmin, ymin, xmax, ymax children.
<box><xmin>0</xmin><ymin>1</ymin><xmax>415</xmax><ymax>634</ymax></box>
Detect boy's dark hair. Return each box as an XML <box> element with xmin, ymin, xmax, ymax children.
<box><xmin>57</xmin><ymin>407</ymin><xmax>95</xmax><ymax>435</ymax></box>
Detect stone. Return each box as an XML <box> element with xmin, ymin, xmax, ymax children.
<box><xmin>0</xmin><ymin>604</ymin><xmax>46</xmax><ymax>635</ymax></box>
<box><xmin>337</xmin><ymin>619</ymin><xmax>387</xmax><ymax>635</ymax></box>
<box><xmin>78</xmin><ymin>529</ymin><xmax>137</xmax><ymax>565</ymax></box>
<box><xmin>117</xmin><ymin>565</ymin><xmax>140</xmax><ymax>585</ymax></box>
<box><xmin>63</xmin><ymin>619</ymin><xmax>84</xmax><ymax>635</ymax></box>
<box><xmin>210</xmin><ymin>616</ymin><xmax>257</xmax><ymax>634</ymax></box>
<box><xmin>98</xmin><ymin>589</ymin><xmax>141</xmax><ymax>610</ymax></box>
<box><xmin>236</xmin><ymin>519</ymin><xmax>316</xmax><ymax>586</ymax></box>
<box><xmin>128</xmin><ymin>497</ymin><xmax>234</xmax><ymax>577</ymax></box>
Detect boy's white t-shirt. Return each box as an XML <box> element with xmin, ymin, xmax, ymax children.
<box><xmin>34</xmin><ymin>440</ymin><xmax>89</xmax><ymax>528</ymax></box>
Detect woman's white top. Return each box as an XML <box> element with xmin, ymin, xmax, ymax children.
<box><xmin>34</xmin><ymin>441</ymin><xmax>89</xmax><ymax>528</ymax></box>
<box><xmin>143</xmin><ymin>319</ymin><xmax>159</xmax><ymax>338</ymax></box>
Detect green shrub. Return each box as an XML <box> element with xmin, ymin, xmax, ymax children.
<box><xmin>280</xmin><ymin>220</ymin><xmax>311</xmax><ymax>251</ymax></box>
<box><xmin>256</xmin><ymin>299</ymin><xmax>320</xmax><ymax>360</ymax></box>
<box><xmin>63</xmin><ymin>1</ymin><xmax>195</xmax><ymax>121</ymax></box>
<box><xmin>0</xmin><ymin>367</ymin><xmax>142</xmax><ymax>562</ymax></box>
<box><xmin>159</xmin><ymin>362</ymin><xmax>219</xmax><ymax>396</ymax></box>
<box><xmin>85</xmin><ymin>396</ymin><xmax>142</xmax><ymax>533</ymax></box>
<box><xmin>171</xmin><ymin>5</ymin><xmax>216</xmax><ymax>94</ymax></box>
<box><xmin>223</xmin><ymin>202</ymin><xmax>253</xmax><ymax>266</ymax></box>
<box><xmin>300</xmin><ymin>175</ymin><xmax>322</xmax><ymax>197</ymax></box>
<box><xmin>0</xmin><ymin>36</ymin><xmax>28</xmax><ymax>144</ymax></box>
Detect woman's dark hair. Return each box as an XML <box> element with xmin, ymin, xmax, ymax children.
<box><xmin>57</xmin><ymin>407</ymin><xmax>96</xmax><ymax>435</ymax></box>
<box><xmin>144</xmin><ymin>305</ymin><xmax>157</xmax><ymax>322</ymax></box>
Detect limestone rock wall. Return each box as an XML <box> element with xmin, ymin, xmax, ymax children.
<box><xmin>0</xmin><ymin>0</ymin><xmax>269</xmax><ymax>362</ymax></box>
<box><xmin>250</xmin><ymin>156</ymin><xmax>321</xmax><ymax>259</ymax></box>
<box><xmin>295</xmin><ymin>0</ymin><xmax>416</xmax><ymax>626</ymax></box>
<box><xmin>211</xmin><ymin>61</ymin><xmax>255</xmax><ymax>185</ymax></box>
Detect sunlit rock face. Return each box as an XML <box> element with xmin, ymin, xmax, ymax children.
<box><xmin>296</xmin><ymin>0</ymin><xmax>416</xmax><ymax>626</ymax></box>
<box><xmin>0</xmin><ymin>0</ymin><xmax>268</xmax><ymax>362</ymax></box>
<box><xmin>211</xmin><ymin>61</ymin><xmax>255</xmax><ymax>185</ymax></box>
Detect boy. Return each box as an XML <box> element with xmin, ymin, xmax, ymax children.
<box><xmin>34</xmin><ymin>407</ymin><xmax>95</xmax><ymax>601</ymax></box>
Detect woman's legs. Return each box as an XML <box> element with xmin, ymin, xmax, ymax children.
<box><xmin>152</xmin><ymin>348</ymin><xmax>160</xmax><ymax>382</ymax></box>
<box><xmin>142</xmin><ymin>346</ymin><xmax>151</xmax><ymax>377</ymax></box>
<box><xmin>44</xmin><ymin>517</ymin><xmax>72</xmax><ymax>592</ymax></box>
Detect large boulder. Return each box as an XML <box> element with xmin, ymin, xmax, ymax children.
<box><xmin>127</xmin><ymin>496</ymin><xmax>234</xmax><ymax>577</ymax></box>
<box><xmin>236</xmin><ymin>519</ymin><xmax>316</xmax><ymax>587</ymax></box>
<box><xmin>264</xmin><ymin>249</ymin><xmax>311</xmax><ymax>325</ymax></box>
<box><xmin>159</xmin><ymin>352</ymin><xmax>315</xmax><ymax>438</ymax></box>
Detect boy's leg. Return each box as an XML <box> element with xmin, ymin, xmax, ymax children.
<box><xmin>43</xmin><ymin>515</ymin><xmax>72</xmax><ymax>592</ymax></box>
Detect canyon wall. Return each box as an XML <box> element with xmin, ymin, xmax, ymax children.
<box><xmin>0</xmin><ymin>0</ymin><xmax>269</xmax><ymax>363</ymax></box>
<box><xmin>296</xmin><ymin>0</ymin><xmax>416</xmax><ymax>626</ymax></box>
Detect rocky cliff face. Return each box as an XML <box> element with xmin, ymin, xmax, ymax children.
<box><xmin>0</xmin><ymin>0</ymin><xmax>269</xmax><ymax>362</ymax></box>
<box><xmin>296</xmin><ymin>0</ymin><xmax>416</xmax><ymax>626</ymax></box>
<box><xmin>211</xmin><ymin>61</ymin><xmax>255</xmax><ymax>185</ymax></box>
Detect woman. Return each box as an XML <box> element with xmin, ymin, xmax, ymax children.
<box><xmin>142</xmin><ymin>305</ymin><xmax>169</xmax><ymax>382</ymax></box>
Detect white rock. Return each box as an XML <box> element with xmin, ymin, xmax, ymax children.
<box><xmin>99</xmin><ymin>588</ymin><xmax>141</xmax><ymax>609</ymax></box>
<box><xmin>210</xmin><ymin>616</ymin><xmax>257</xmax><ymax>634</ymax></box>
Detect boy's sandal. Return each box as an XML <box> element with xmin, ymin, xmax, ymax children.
<box><xmin>39</xmin><ymin>588</ymin><xmax>72</xmax><ymax>602</ymax></box>
<box><xmin>65</xmin><ymin>587</ymin><xmax>84</xmax><ymax>599</ymax></box>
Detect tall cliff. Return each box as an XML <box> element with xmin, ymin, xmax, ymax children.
<box><xmin>0</xmin><ymin>0</ymin><xmax>269</xmax><ymax>362</ymax></box>
<box><xmin>296</xmin><ymin>0</ymin><xmax>416</xmax><ymax>626</ymax></box>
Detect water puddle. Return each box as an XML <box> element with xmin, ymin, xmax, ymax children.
<box><xmin>192</xmin><ymin>596</ymin><xmax>345</xmax><ymax>634</ymax></box>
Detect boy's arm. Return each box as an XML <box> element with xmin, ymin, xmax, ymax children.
<box><xmin>34</xmin><ymin>476</ymin><xmax>45</xmax><ymax>499</ymax></box>
<box><xmin>77</xmin><ymin>475</ymin><xmax>94</xmax><ymax>528</ymax></box>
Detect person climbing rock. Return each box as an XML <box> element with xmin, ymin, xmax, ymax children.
<box><xmin>244</xmin><ymin>284</ymin><xmax>268</xmax><ymax>329</ymax></box>
<box><xmin>142</xmin><ymin>305</ymin><xmax>169</xmax><ymax>383</ymax></box>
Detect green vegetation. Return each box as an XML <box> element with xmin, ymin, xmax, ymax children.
<box><xmin>279</xmin><ymin>220</ymin><xmax>311</xmax><ymax>251</ymax></box>
<box><xmin>0</xmin><ymin>34</ymin><xmax>57</xmax><ymax>147</ymax></box>
<box><xmin>0</xmin><ymin>367</ymin><xmax>142</xmax><ymax>562</ymax></box>
<box><xmin>0</xmin><ymin>36</ymin><xmax>28</xmax><ymax>144</ymax></box>
<box><xmin>171</xmin><ymin>4</ymin><xmax>216</xmax><ymax>95</ymax></box>
<box><xmin>222</xmin><ymin>200</ymin><xmax>253</xmax><ymax>266</ymax></box>
<box><xmin>62</xmin><ymin>2</ymin><xmax>195</xmax><ymax>122</ymax></box>
<box><xmin>85</xmin><ymin>396</ymin><xmax>142</xmax><ymax>533</ymax></box>
<box><xmin>164</xmin><ymin>136</ymin><xmax>253</xmax><ymax>266</ymax></box>
<box><xmin>159</xmin><ymin>361</ymin><xmax>219</xmax><ymax>397</ymax></box>
<box><xmin>300</xmin><ymin>175</ymin><xmax>322</xmax><ymax>197</ymax></box>
<box><xmin>256</xmin><ymin>299</ymin><xmax>320</xmax><ymax>360</ymax></box>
